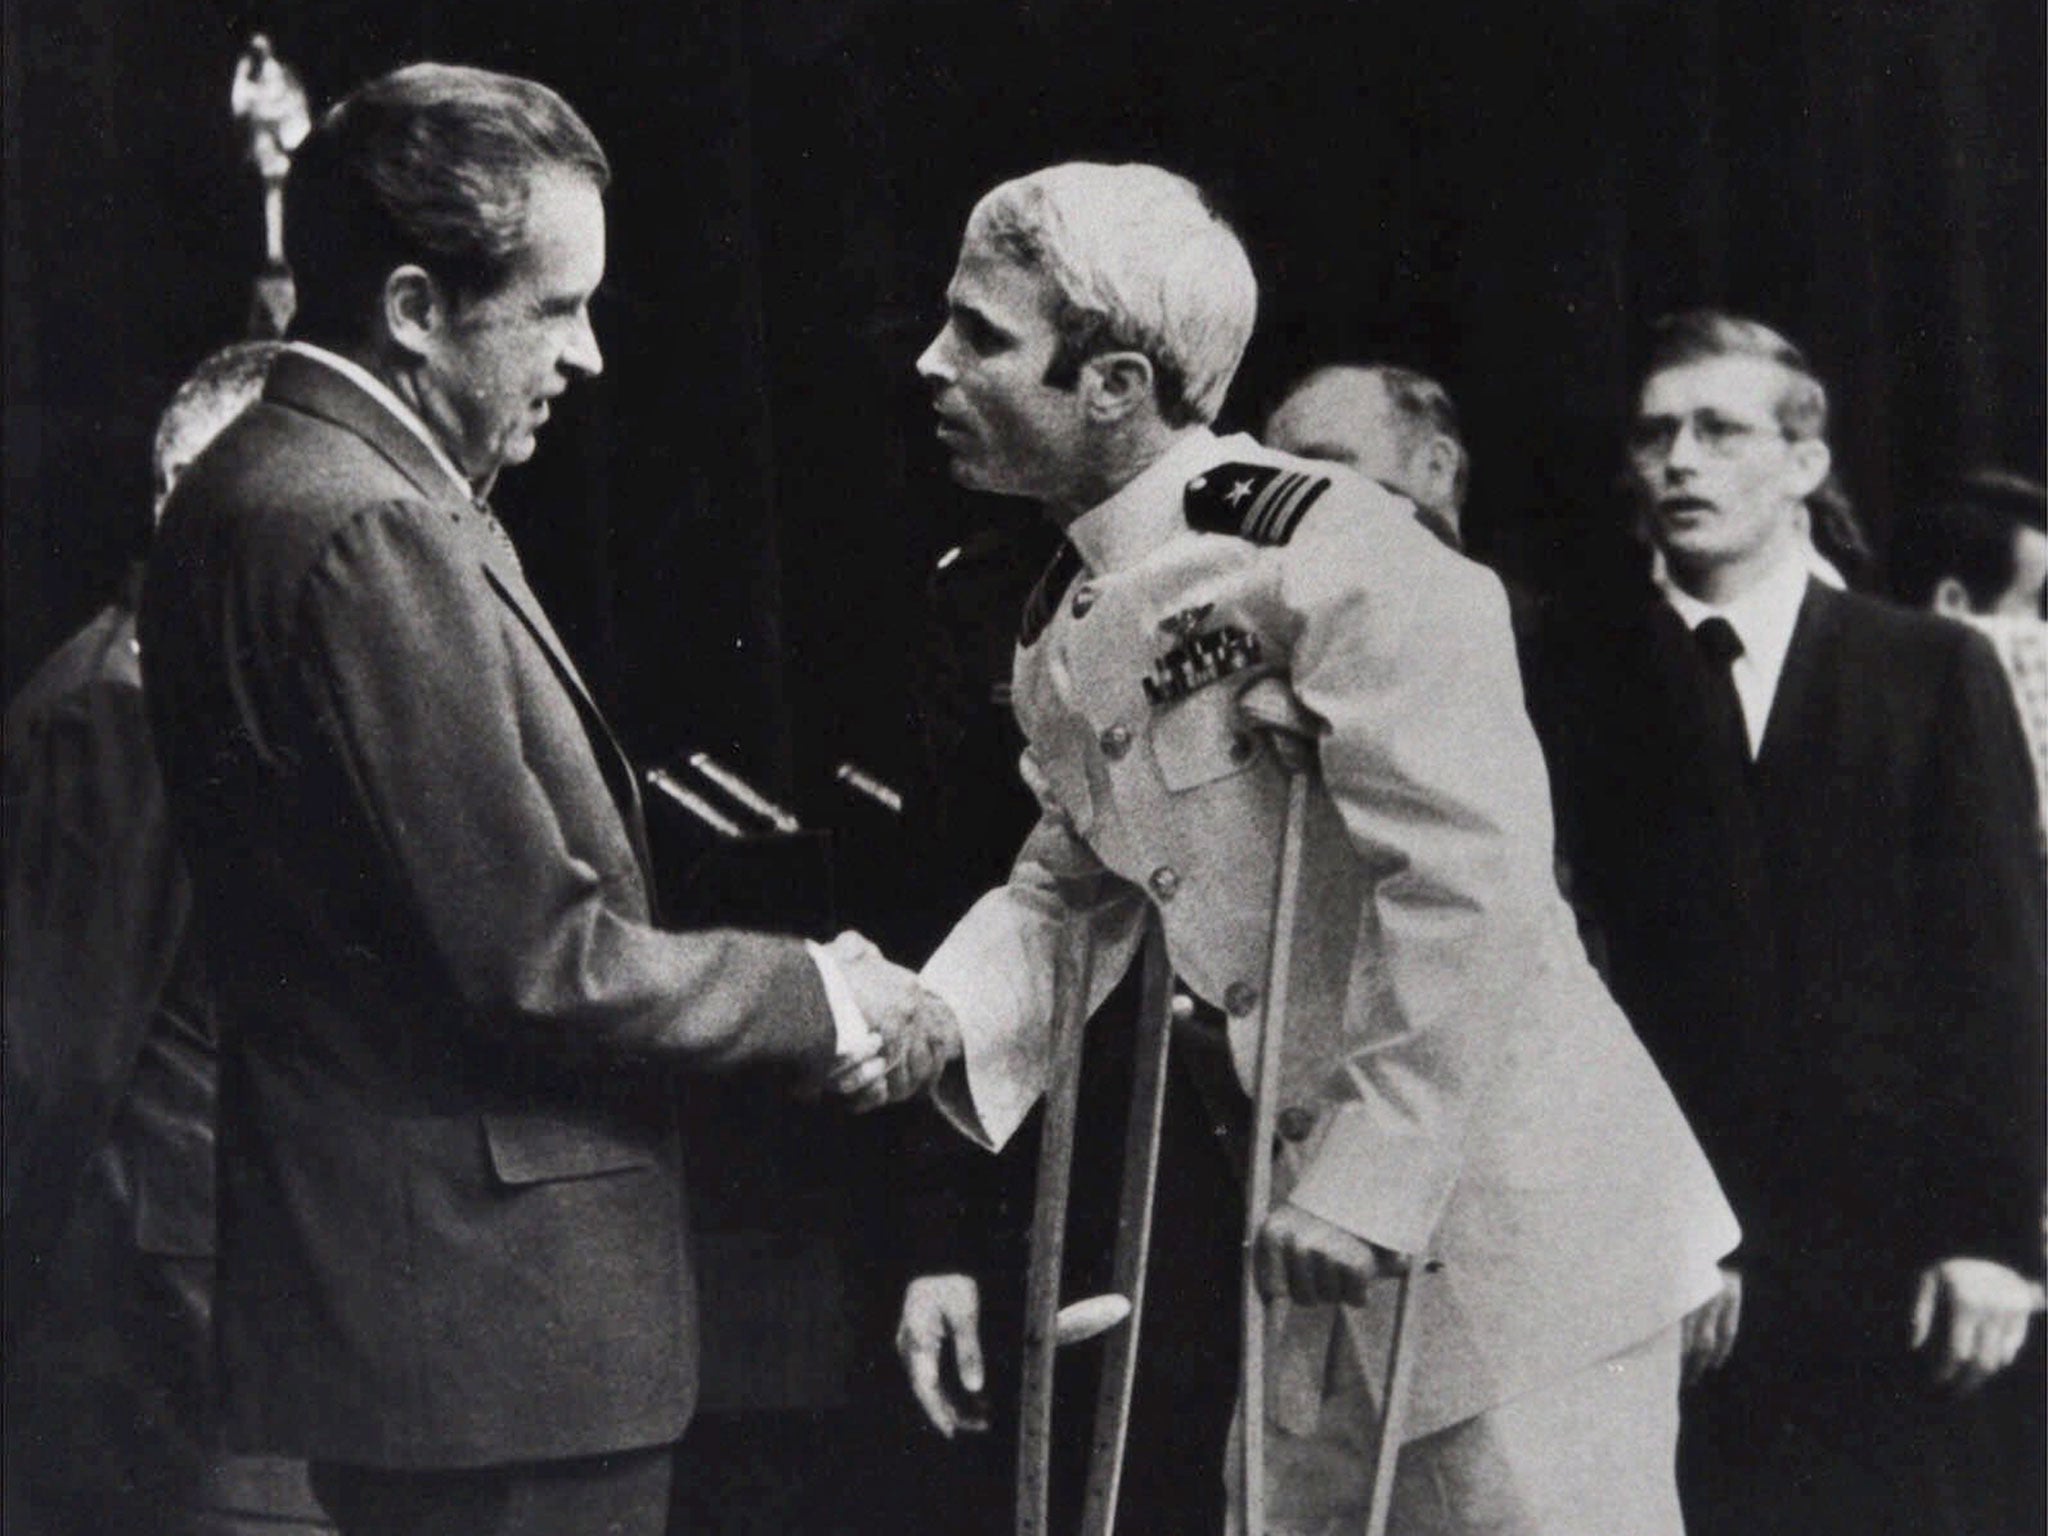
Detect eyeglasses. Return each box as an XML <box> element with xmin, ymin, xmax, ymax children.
<box><xmin>1626</xmin><ymin>410</ymin><xmax>1789</xmax><ymax>463</ymax></box>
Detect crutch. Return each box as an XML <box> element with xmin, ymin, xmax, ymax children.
<box><xmin>1235</xmin><ymin>678</ymin><xmax>1427</xmax><ymax>1536</ymax></box>
<box><xmin>1015</xmin><ymin>914</ymin><xmax>1175</xmax><ymax>1536</ymax></box>
<box><xmin>1359</xmin><ymin>1261</ymin><xmax>1426</xmax><ymax>1536</ymax></box>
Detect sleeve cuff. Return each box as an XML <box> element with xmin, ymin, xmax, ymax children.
<box><xmin>919</xmin><ymin>948</ymin><xmax>1049</xmax><ymax>1153</ymax></box>
<box><xmin>804</xmin><ymin>940</ymin><xmax>881</xmax><ymax>1062</ymax></box>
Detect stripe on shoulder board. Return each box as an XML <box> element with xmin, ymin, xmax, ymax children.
<box><xmin>1242</xmin><ymin>470</ymin><xmax>1331</xmax><ymax>545</ymax></box>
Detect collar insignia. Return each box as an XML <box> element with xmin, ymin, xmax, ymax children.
<box><xmin>1019</xmin><ymin>544</ymin><xmax>1084</xmax><ymax>648</ymax></box>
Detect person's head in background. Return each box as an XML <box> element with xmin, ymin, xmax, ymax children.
<box><xmin>1263</xmin><ymin>363</ymin><xmax>1468</xmax><ymax>547</ymax></box>
<box><xmin>1626</xmin><ymin>310</ymin><xmax>1858</xmax><ymax>604</ymax></box>
<box><xmin>152</xmin><ymin>341</ymin><xmax>285</xmax><ymax>520</ymax></box>
<box><xmin>1891</xmin><ymin>470</ymin><xmax>2048</xmax><ymax>622</ymax></box>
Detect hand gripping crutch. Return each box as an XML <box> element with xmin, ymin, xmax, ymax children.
<box><xmin>1015</xmin><ymin>913</ymin><xmax>1175</xmax><ymax>1536</ymax></box>
<box><xmin>1235</xmin><ymin>678</ymin><xmax>1426</xmax><ymax>1536</ymax></box>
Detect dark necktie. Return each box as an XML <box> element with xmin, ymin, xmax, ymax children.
<box><xmin>1692</xmin><ymin>615</ymin><xmax>1751</xmax><ymax>766</ymax></box>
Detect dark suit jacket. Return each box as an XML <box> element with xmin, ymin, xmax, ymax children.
<box><xmin>1532</xmin><ymin>580</ymin><xmax>2042</xmax><ymax>1359</ymax></box>
<box><xmin>5</xmin><ymin>597</ymin><xmax>331</xmax><ymax>1530</ymax></box>
<box><xmin>1522</xmin><ymin>593</ymin><xmax>1778</xmax><ymax>1222</ymax></box>
<box><xmin>140</xmin><ymin>352</ymin><xmax>837</xmax><ymax>1468</ymax></box>
<box><xmin>5</xmin><ymin>602</ymin><xmax>201</xmax><ymax>1349</ymax></box>
<box><xmin>1733</xmin><ymin>581</ymin><xmax>2044</xmax><ymax>1354</ymax></box>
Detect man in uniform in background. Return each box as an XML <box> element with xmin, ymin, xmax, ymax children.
<box><xmin>1258</xmin><ymin>359</ymin><xmax>1550</xmax><ymax>718</ymax></box>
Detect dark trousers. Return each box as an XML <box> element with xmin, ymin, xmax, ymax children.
<box><xmin>4</xmin><ymin>1142</ymin><xmax>332</xmax><ymax>1536</ymax></box>
<box><xmin>1680</xmin><ymin>1333</ymin><xmax>2046</xmax><ymax>1536</ymax></box>
<box><xmin>310</xmin><ymin>1447</ymin><xmax>673</xmax><ymax>1536</ymax></box>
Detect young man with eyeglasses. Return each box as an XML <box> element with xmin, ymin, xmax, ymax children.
<box><xmin>1623</xmin><ymin>310</ymin><xmax>2044</xmax><ymax>1536</ymax></box>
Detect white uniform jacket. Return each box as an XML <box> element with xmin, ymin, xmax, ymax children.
<box><xmin>924</xmin><ymin>429</ymin><xmax>1738</xmax><ymax>1441</ymax></box>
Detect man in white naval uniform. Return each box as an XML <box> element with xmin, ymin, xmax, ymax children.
<box><xmin>900</xmin><ymin>162</ymin><xmax>1739</xmax><ymax>1534</ymax></box>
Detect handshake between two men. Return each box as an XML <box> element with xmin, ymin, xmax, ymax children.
<box><xmin>817</xmin><ymin>931</ymin><xmax>965</xmax><ymax>1110</ymax></box>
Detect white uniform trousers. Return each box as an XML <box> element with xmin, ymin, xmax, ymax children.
<box><xmin>1230</xmin><ymin>1323</ymin><xmax>1684</xmax><ymax>1536</ymax></box>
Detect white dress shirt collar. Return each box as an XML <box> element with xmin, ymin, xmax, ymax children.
<box><xmin>1666</xmin><ymin>546</ymin><xmax>1813</xmax><ymax>755</ymax></box>
<box><xmin>1063</xmin><ymin>428</ymin><xmax>1222</xmax><ymax>575</ymax></box>
<box><xmin>285</xmin><ymin>342</ymin><xmax>474</xmax><ymax>502</ymax></box>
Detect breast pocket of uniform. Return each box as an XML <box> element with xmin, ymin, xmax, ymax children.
<box><xmin>1148</xmin><ymin>683</ymin><xmax>1266</xmax><ymax>792</ymax></box>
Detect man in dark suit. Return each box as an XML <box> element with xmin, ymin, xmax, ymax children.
<box><xmin>140</xmin><ymin>64</ymin><xmax>946</xmax><ymax>1536</ymax></box>
<box><xmin>6</xmin><ymin>342</ymin><xmax>335</xmax><ymax>1536</ymax></box>
<box><xmin>1625</xmin><ymin>311</ymin><xmax>2045</xmax><ymax>1535</ymax></box>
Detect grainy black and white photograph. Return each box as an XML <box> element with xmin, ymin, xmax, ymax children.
<box><xmin>4</xmin><ymin>1</ymin><xmax>2044</xmax><ymax>1532</ymax></box>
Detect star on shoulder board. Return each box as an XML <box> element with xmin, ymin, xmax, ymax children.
<box><xmin>1185</xmin><ymin>463</ymin><xmax>1332</xmax><ymax>545</ymax></box>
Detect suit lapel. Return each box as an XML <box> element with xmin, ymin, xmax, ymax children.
<box><xmin>269</xmin><ymin>352</ymin><xmax>658</xmax><ymax>900</ymax></box>
<box><xmin>475</xmin><ymin>541</ymin><xmax>602</xmax><ymax>734</ymax></box>
<box><xmin>476</xmin><ymin>543</ymin><xmax>657</xmax><ymax>904</ymax></box>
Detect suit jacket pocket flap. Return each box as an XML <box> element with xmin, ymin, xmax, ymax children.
<box><xmin>483</xmin><ymin>1111</ymin><xmax>656</xmax><ymax>1186</ymax></box>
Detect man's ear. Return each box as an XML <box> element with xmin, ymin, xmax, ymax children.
<box><xmin>383</xmin><ymin>265</ymin><xmax>446</xmax><ymax>361</ymax></box>
<box><xmin>1417</xmin><ymin>435</ymin><xmax>1460</xmax><ymax>507</ymax></box>
<box><xmin>1080</xmin><ymin>351</ymin><xmax>1155</xmax><ymax>425</ymax></box>
<box><xmin>1930</xmin><ymin>575</ymin><xmax>1976</xmax><ymax>618</ymax></box>
<box><xmin>1784</xmin><ymin>437</ymin><xmax>1832</xmax><ymax>502</ymax></box>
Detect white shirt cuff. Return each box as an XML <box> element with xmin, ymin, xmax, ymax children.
<box><xmin>805</xmin><ymin>940</ymin><xmax>881</xmax><ymax>1060</ymax></box>
<box><xmin>920</xmin><ymin>934</ymin><xmax>1050</xmax><ymax>1151</ymax></box>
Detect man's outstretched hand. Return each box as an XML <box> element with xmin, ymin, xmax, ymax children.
<box><xmin>821</xmin><ymin>931</ymin><xmax>961</xmax><ymax>1111</ymax></box>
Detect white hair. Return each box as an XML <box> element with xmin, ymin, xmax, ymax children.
<box><xmin>152</xmin><ymin>341</ymin><xmax>283</xmax><ymax>515</ymax></box>
<box><xmin>967</xmin><ymin>162</ymin><xmax>1257</xmax><ymax>426</ymax></box>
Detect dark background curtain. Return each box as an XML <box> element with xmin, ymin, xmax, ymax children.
<box><xmin>4</xmin><ymin>4</ymin><xmax>2041</xmax><ymax>1516</ymax></box>
<box><xmin>6</xmin><ymin>0</ymin><xmax>2042</xmax><ymax>790</ymax></box>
